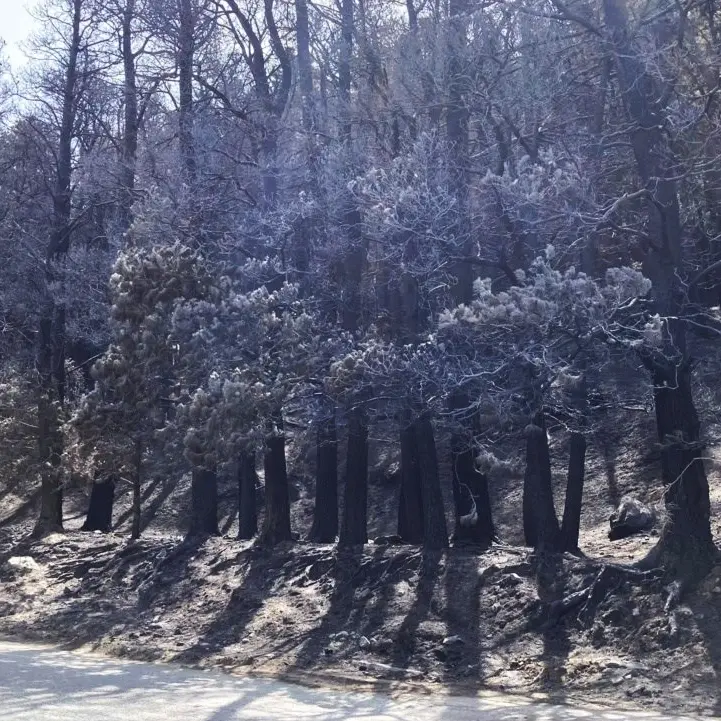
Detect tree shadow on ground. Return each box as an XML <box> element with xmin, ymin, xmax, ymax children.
<box><xmin>687</xmin><ymin>578</ymin><xmax>721</xmax><ymax>716</ymax></box>
<box><xmin>289</xmin><ymin>544</ymin><xmax>368</xmax><ymax>671</ymax></box>
<box><xmin>173</xmin><ymin>543</ymin><xmax>292</xmax><ymax>664</ymax></box>
<box><xmin>533</xmin><ymin>553</ymin><xmax>572</xmax><ymax>700</ymax></box>
<box><xmin>0</xmin><ymin>490</ymin><xmax>41</xmax><ymax>529</ymax></box>
<box><xmin>441</xmin><ymin>544</ymin><xmax>490</xmax><ymax>684</ymax></box>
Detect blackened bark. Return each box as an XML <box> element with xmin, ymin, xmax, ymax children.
<box><xmin>339</xmin><ymin>0</ymin><xmax>353</xmax><ymax>143</ymax></box>
<box><xmin>339</xmin><ymin>409</ymin><xmax>368</xmax><ymax>546</ymax></box>
<box><xmin>120</xmin><ymin>0</ymin><xmax>138</xmax><ymax>238</ymax></box>
<box><xmin>309</xmin><ymin>416</ymin><xmax>338</xmax><ymax>543</ymax></box>
<box><xmin>81</xmin><ymin>474</ymin><xmax>116</xmax><ymax>532</ymax></box>
<box><xmin>451</xmin><ymin>433</ymin><xmax>495</xmax><ymax>545</ymax></box>
<box><xmin>601</xmin><ymin>0</ymin><xmax>716</xmax><ymax>573</ymax></box>
<box><xmin>640</xmin><ymin>357</ymin><xmax>716</xmax><ymax>575</ymax></box>
<box><xmin>523</xmin><ymin>422</ymin><xmax>561</xmax><ymax>551</ymax></box>
<box><xmin>178</xmin><ymin>0</ymin><xmax>196</xmax><ymax>183</ymax></box>
<box><xmin>34</xmin><ymin>316</ymin><xmax>63</xmax><ymax>536</ymax></box>
<box><xmin>260</xmin><ymin>427</ymin><xmax>293</xmax><ymax>545</ymax></box>
<box><xmin>397</xmin><ymin>419</ymin><xmax>424</xmax><ymax>543</ymax></box>
<box><xmin>238</xmin><ymin>451</ymin><xmax>258</xmax><ymax>540</ymax></box>
<box><xmin>131</xmin><ymin>439</ymin><xmax>142</xmax><ymax>539</ymax></box>
<box><xmin>188</xmin><ymin>467</ymin><xmax>219</xmax><ymax>537</ymax></box>
<box><xmin>561</xmin><ymin>432</ymin><xmax>586</xmax><ymax>553</ymax></box>
<box><xmin>415</xmin><ymin>416</ymin><xmax>448</xmax><ymax>549</ymax></box>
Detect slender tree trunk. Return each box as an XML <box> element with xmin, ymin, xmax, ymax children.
<box><xmin>120</xmin><ymin>0</ymin><xmax>138</xmax><ymax>239</ymax></box>
<box><xmin>415</xmin><ymin>416</ymin><xmax>448</xmax><ymax>549</ymax></box>
<box><xmin>397</xmin><ymin>418</ymin><xmax>424</xmax><ymax>543</ymax></box>
<box><xmin>238</xmin><ymin>450</ymin><xmax>258</xmax><ymax>540</ymax></box>
<box><xmin>339</xmin><ymin>408</ymin><xmax>368</xmax><ymax>546</ymax></box>
<box><xmin>260</xmin><ymin>420</ymin><xmax>293</xmax><ymax>545</ymax></box>
<box><xmin>309</xmin><ymin>415</ymin><xmax>338</xmax><ymax>543</ymax></box>
<box><xmin>131</xmin><ymin>440</ymin><xmax>142</xmax><ymax>540</ymax></box>
<box><xmin>523</xmin><ymin>422</ymin><xmax>561</xmax><ymax>551</ymax></box>
<box><xmin>178</xmin><ymin>0</ymin><xmax>196</xmax><ymax>184</ymax></box>
<box><xmin>81</xmin><ymin>474</ymin><xmax>116</xmax><ymax>532</ymax></box>
<box><xmin>560</xmin><ymin>432</ymin><xmax>586</xmax><ymax>553</ymax></box>
<box><xmin>189</xmin><ymin>466</ymin><xmax>219</xmax><ymax>537</ymax></box>
<box><xmin>339</xmin><ymin>0</ymin><xmax>353</xmax><ymax>143</ymax></box>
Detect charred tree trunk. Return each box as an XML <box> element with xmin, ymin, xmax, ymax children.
<box><xmin>188</xmin><ymin>467</ymin><xmax>219</xmax><ymax>537</ymax></box>
<box><xmin>601</xmin><ymin>0</ymin><xmax>716</xmax><ymax>575</ymax></box>
<box><xmin>561</xmin><ymin>432</ymin><xmax>586</xmax><ymax>553</ymax></box>
<box><xmin>639</xmin><ymin>356</ymin><xmax>716</xmax><ymax>575</ymax></box>
<box><xmin>260</xmin><ymin>421</ymin><xmax>293</xmax><ymax>545</ymax></box>
<box><xmin>238</xmin><ymin>451</ymin><xmax>258</xmax><ymax>540</ymax></box>
<box><xmin>397</xmin><ymin>418</ymin><xmax>424</xmax><ymax>544</ymax></box>
<box><xmin>119</xmin><ymin>0</ymin><xmax>139</xmax><ymax>239</ymax></box>
<box><xmin>523</xmin><ymin>422</ymin><xmax>561</xmax><ymax>551</ymax></box>
<box><xmin>339</xmin><ymin>408</ymin><xmax>369</xmax><ymax>546</ymax></box>
<box><xmin>451</xmin><ymin>433</ymin><xmax>495</xmax><ymax>545</ymax></box>
<box><xmin>339</xmin><ymin>0</ymin><xmax>353</xmax><ymax>143</ymax></box>
<box><xmin>178</xmin><ymin>0</ymin><xmax>196</xmax><ymax>184</ymax></box>
<box><xmin>34</xmin><ymin>316</ymin><xmax>63</xmax><ymax>536</ymax></box>
<box><xmin>81</xmin><ymin>474</ymin><xmax>116</xmax><ymax>532</ymax></box>
<box><xmin>131</xmin><ymin>439</ymin><xmax>142</xmax><ymax>540</ymax></box>
<box><xmin>415</xmin><ymin>416</ymin><xmax>448</xmax><ymax>549</ymax></box>
<box><xmin>309</xmin><ymin>415</ymin><xmax>338</xmax><ymax>543</ymax></box>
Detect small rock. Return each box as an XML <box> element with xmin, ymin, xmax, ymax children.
<box><xmin>713</xmin><ymin>587</ymin><xmax>721</xmax><ymax>594</ymax></box>
<box><xmin>356</xmin><ymin>589</ymin><xmax>372</xmax><ymax>602</ymax></box>
<box><xmin>359</xmin><ymin>636</ymin><xmax>371</xmax><ymax>650</ymax></box>
<box><xmin>609</xmin><ymin>496</ymin><xmax>655</xmax><ymax>540</ymax></box>
<box><xmin>332</xmin><ymin>630</ymin><xmax>349</xmax><ymax>640</ymax></box>
<box><xmin>442</xmin><ymin>635</ymin><xmax>465</xmax><ymax>646</ymax></box>
<box><xmin>6</xmin><ymin>556</ymin><xmax>41</xmax><ymax>576</ymax></box>
<box><xmin>323</xmin><ymin>647</ymin><xmax>334</xmax><ymax>656</ymax></box>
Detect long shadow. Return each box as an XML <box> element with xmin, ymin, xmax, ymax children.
<box><xmin>383</xmin><ymin>549</ymin><xmax>442</xmax><ymax>675</ymax></box>
<box><xmin>113</xmin><ymin>477</ymin><xmax>162</xmax><ymax>530</ymax></box>
<box><xmin>173</xmin><ymin>543</ymin><xmax>286</xmax><ymax>664</ymax></box>
<box><xmin>531</xmin><ymin>552</ymin><xmax>571</xmax><ymax>700</ymax></box>
<box><xmin>140</xmin><ymin>478</ymin><xmax>182</xmax><ymax>533</ymax></box>
<box><xmin>442</xmin><ymin>544</ymin><xmax>489</xmax><ymax>685</ymax></box>
<box><xmin>688</xmin><ymin>588</ymin><xmax>721</xmax><ymax>715</ymax></box>
<box><xmin>290</xmin><ymin>544</ymin><xmax>366</xmax><ymax>671</ymax></box>
<box><xmin>602</xmin><ymin>443</ymin><xmax>620</xmax><ymax>508</ymax></box>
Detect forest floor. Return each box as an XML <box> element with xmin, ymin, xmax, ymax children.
<box><xmin>1</xmin><ymin>346</ymin><xmax>721</xmax><ymax>716</ymax></box>
<box><xmin>1</xmin><ymin>529</ymin><xmax>721</xmax><ymax>717</ymax></box>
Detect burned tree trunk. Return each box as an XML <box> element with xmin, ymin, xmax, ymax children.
<box><xmin>131</xmin><ymin>439</ymin><xmax>142</xmax><ymax>540</ymax></box>
<box><xmin>260</xmin><ymin>422</ymin><xmax>293</xmax><ymax>545</ymax></box>
<box><xmin>188</xmin><ymin>466</ymin><xmax>219</xmax><ymax>537</ymax></box>
<box><xmin>339</xmin><ymin>409</ymin><xmax>369</xmax><ymax>546</ymax></box>
<box><xmin>451</xmin><ymin>433</ymin><xmax>495</xmax><ymax>546</ymax></box>
<box><xmin>34</xmin><ymin>315</ymin><xmax>63</xmax><ymax>536</ymax></box>
<box><xmin>639</xmin><ymin>356</ymin><xmax>716</xmax><ymax>576</ymax></box>
<box><xmin>523</xmin><ymin>422</ymin><xmax>561</xmax><ymax>551</ymax></box>
<box><xmin>81</xmin><ymin>474</ymin><xmax>116</xmax><ymax>532</ymax></box>
<box><xmin>397</xmin><ymin>419</ymin><xmax>424</xmax><ymax>544</ymax></box>
<box><xmin>415</xmin><ymin>416</ymin><xmax>448</xmax><ymax>550</ymax></box>
<box><xmin>561</xmin><ymin>432</ymin><xmax>587</xmax><ymax>553</ymax></box>
<box><xmin>238</xmin><ymin>451</ymin><xmax>258</xmax><ymax>540</ymax></box>
<box><xmin>309</xmin><ymin>415</ymin><xmax>338</xmax><ymax>543</ymax></box>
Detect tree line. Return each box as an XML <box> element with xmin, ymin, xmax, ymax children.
<box><xmin>0</xmin><ymin>0</ymin><xmax>719</xmax><ymax>583</ymax></box>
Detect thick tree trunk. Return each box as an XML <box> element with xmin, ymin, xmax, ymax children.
<box><xmin>398</xmin><ymin>419</ymin><xmax>424</xmax><ymax>543</ymax></box>
<box><xmin>178</xmin><ymin>0</ymin><xmax>196</xmax><ymax>183</ymax></box>
<box><xmin>131</xmin><ymin>440</ymin><xmax>142</xmax><ymax>540</ymax></box>
<box><xmin>34</xmin><ymin>315</ymin><xmax>63</xmax><ymax>536</ymax></box>
<box><xmin>640</xmin><ymin>357</ymin><xmax>717</xmax><ymax>576</ymax></box>
<box><xmin>238</xmin><ymin>451</ymin><xmax>258</xmax><ymax>540</ymax></box>
<box><xmin>309</xmin><ymin>415</ymin><xmax>338</xmax><ymax>543</ymax></box>
<box><xmin>560</xmin><ymin>432</ymin><xmax>586</xmax><ymax>553</ymax></box>
<box><xmin>260</xmin><ymin>426</ymin><xmax>293</xmax><ymax>545</ymax></box>
<box><xmin>451</xmin><ymin>433</ymin><xmax>495</xmax><ymax>545</ymax></box>
<box><xmin>188</xmin><ymin>467</ymin><xmax>219</xmax><ymax>537</ymax></box>
<box><xmin>414</xmin><ymin>417</ymin><xmax>448</xmax><ymax>549</ymax></box>
<box><xmin>81</xmin><ymin>474</ymin><xmax>116</xmax><ymax>532</ymax></box>
<box><xmin>523</xmin><ymin>422</ymin><xmax>561</xmax><ymax>551</ymax></box>
<box><xmin>339</xmin><ymin>409</ymin><xmax>369</xmax><ymax>546</ymax></box>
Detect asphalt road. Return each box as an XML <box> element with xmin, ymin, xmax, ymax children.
<box><xmin>0</xmin><ymin>641</ymin><xmax>701</xmax><ymax>721</ymax></box>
